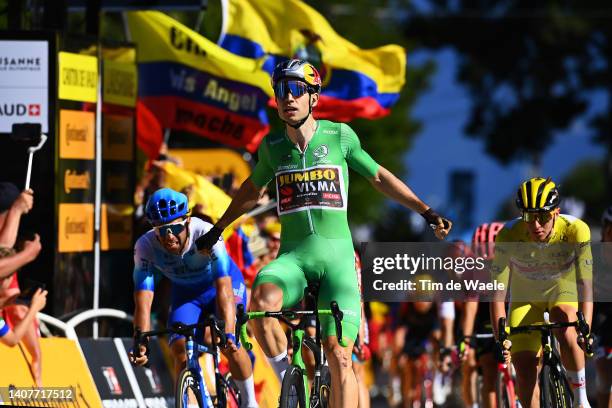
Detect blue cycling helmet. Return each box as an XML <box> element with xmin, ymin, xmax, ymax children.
<box><xmin>145</xmin><ymin>188</ymin><xmax>189</xmax><ymax>226</ymax></box>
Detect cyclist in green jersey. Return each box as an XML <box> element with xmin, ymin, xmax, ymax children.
<box><xmin>196</xmin><ymin>59</ymin><xmax>452</xmax><ymax>408</ymax></box>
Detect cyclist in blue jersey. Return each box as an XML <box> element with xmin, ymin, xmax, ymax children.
<box><xmin>128</xmin><ymin>188</ymin><xmax>258</xmax><ymax>408</ymax></box>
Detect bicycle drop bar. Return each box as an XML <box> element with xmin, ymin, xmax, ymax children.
<box><xmin>134</xmin><ymin>316</ymin><xmax>228</xmax><ymax>350</ymax></box>
<box><xmin>498</xmin><ymin>312</ymin><xmax>593</xmax><ymax>357</ymax></box>
<box><xmin>235</xmin><ymin>302</ymin><xmax>346</xmax><ymax>350</ymax></box>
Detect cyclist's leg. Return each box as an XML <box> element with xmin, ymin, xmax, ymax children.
<box><xmin>549</xmin><ymin>302</ymin><xmax>581</xmax><ymax>370</ymax></box>
<box><xmin>319</xmin><ymin>239</ymin><xmax>360</xmax><ymax>408</ymax></box>
<box><xmin>390</xmin><ymin>324</ymin><xmax>407</xmax><ymax>406</ymax></box>
<box><xmin>550</xmin><ymin>301</ymin><xmax>590</xmax><ymax>407</ymax></box>
<box><xmin>302</xmin><ymin>318</ymin><xmax>317</xmax><ymax>381</ymax></box>
<box><xmin>251</xmin><ymin>252</ymin><xmax>306</xmax><ymax>380</ymax></box>
<box><xmin>509</xmin><ymin>302</ymin><xmax>543</xmax><ymax>408</ymax></box>
<box><xmin>352</xmin><ymin>357</ymin><xmax>370</xmax><ymax>408</ymax></box>
<box><xmin>595</xmin><ymin>350</ymin><xmax>612</xmax><ymax>408</ymax></box>
<box><xmin>477</xmin><ymin>351</ymin><xmax>497</xmax><ymax>408</ymax></box>
<box><xmin>216</xmin><ymin>277</ymin><xmax>259</xmax><ymax>408</ymax></box>
<box><xmin>461</xmin><ymin>345</ymin><xmax>478</xmax><ymax>407</ymax></box>
<box><xmin>404</xmin><ymin>337</ymin><xmax>428</xmax><ymax>408</ymax></box>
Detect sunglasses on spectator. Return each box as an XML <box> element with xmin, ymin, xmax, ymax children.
<box><xmin>274</xmin><ymin>80</ymin><xmax>309</xmax><ymax>99</ymax></box>
<box><xmin>522</xmin><ymin>211</ymin><xmax>555</xmax><ymax>224</ymax></box>
<box><xmin>155</xmin><ymin>219</ymin><xmax>188</xmax><ymax>236</ymax></box>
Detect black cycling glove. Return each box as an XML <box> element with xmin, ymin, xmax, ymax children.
<box><xmin>195</xmin><ymin>225</ymin><xmax>223</xmax><ymax>251</ymax></box>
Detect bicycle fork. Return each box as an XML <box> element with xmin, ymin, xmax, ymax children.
<box><xmin>186</xmin><ymin>337</ymin><xmax>214</xmax><ymax>408</ymax></box>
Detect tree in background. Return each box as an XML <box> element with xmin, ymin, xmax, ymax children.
<box><xmin>404</xmin><ymin>0</ymin><xmax>612</xmax><ymax>204</ymax></box>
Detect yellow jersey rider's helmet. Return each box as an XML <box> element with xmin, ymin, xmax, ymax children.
<box><xmin>515</xmin><ymin>177</ymin><xmax>560</xmax><ymax>213</ymax></box>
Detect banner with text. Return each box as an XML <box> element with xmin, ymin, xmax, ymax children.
<box><xmin>126</xmin><ymin>11</ymin><xmax>272</xmax><ymax>152</ymax></box>
<box><xmin>0</xmin><ymin>40</ymin><xmax>49</xmax><ymax>132</ymax></box>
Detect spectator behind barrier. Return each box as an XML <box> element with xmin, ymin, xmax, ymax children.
<box><xmin>0</xmin><ymin>182</ymin><xmax>46</xmax><ymax>386</ymax></box>
<box><xmin>0</xmin><ymin>183</ymin><xmax>41</xmax><ymax>282</ymax></box>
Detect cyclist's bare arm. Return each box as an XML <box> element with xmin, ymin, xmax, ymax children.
<box><xmin>440</xmin><ymin>311</ymin><xmax>454</xmax><ymax>348</ymax></box>
<box><xmin>368</xmin><ymin>166</ymin><xmax>429</xmax><ymax>213</ymax></box>
<box><xmin>133</xmin><ymin>290</ymin><xmax>154</xmax><ymax>332</ymax></box>
<box><xmin>215</xmin><ymin>276</ymin><xmax>236</xmax><ymax>336</ymax></box>
<box><xmin>215</xmin><ymin>178</ymin><xmax>267</xmax><ymax>230</ymax></box>
<box><xmin>578</xmin><ymin>279</ymin><xmax>593</xmax><ymax>326</ymax></box>
<box><xmin>490</xmin><ymin>301</ymin><xmax>506</xmax><ymax>340</ymax></box>
<box><xmin>368</xmin><ymin>166</ymin><xmax>451</xmax><ymax>239</ymax></box>
<box><xmin>462</xmin><ymin>301</ymin><xmax>478</xmax><ymax>338</ymax></box>
<box><xmin>131</xmin><ymin>290</ymin><xmax>153</xmax><ymax>365</ymax></box>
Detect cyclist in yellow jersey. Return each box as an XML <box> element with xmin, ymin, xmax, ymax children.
<box><xmin>490</xmin><ymin>177</ymin><xmax>593</xmax><ymax>408</ymax></box>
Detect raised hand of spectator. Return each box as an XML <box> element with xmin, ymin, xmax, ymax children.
<box><xmin>11</xmin><ymin>189</ymin><xmax>33</xmax><ymax>215</ymax></box>
<box><xmin>22</xmin><ymin>233</ymin><xmax>41</xmax><ymax>261</ymax></box>
<box><xmin>29</xmin><ymin>288</ymin><xmax>47</xmax><ymax>312</ymax></box>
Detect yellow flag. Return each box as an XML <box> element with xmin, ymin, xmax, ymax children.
<box><xmin>220</xmin><ymin>0</ymin><xmax>406</xmax><ymax>120</ymax></box>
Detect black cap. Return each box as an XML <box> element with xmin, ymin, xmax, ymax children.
<box><xmin>0</xmin><ymin>182</ymin><xmax>20</xmax><ymax>212</ymax></box>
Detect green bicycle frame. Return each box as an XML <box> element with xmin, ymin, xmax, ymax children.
<box><xmin>239</xmin><ymin>309</ymin><xmax>347</xmax><ymax>404</ymax></box>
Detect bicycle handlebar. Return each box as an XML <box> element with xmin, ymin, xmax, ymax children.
<box><xmin>133</xmin><ymin>315</ymin><xmax>228</xmax><ymax>361</ymax></box>
<box><xmin>235</xmin><ymin>302</ymin><xmax>347</xmax><ymax>350</ymax></box>
<box><xmin>497</xmin><ymin>312</ymin><xmax>593</xmax><ymax>357</ymax></box>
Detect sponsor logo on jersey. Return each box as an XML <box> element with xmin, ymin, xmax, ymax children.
<box><xmin>275</xmin><ymin>165</ymin><xmax>346</xmax><ymax>214</ymax></box>
<box><xmin>312</xmin><ymin>144</ymin><xmax>328</xmax><ymax>158</ymax></box>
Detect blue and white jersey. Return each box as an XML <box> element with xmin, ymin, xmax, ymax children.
<box><xmin>133</xmin><ymin>217</ymin><xmax>233</xmax><ymax>293</ymax></box>
<box><xmin>0</xmin><ymin>317</ymin><xmax>8</xmax><ymax>337</ymax></box>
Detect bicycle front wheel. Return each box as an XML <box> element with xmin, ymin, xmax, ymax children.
<box><xmin>177</xmin><ymin>368</ymin><xmax>205</xmax><ymax>408</ymax></box>
<box><xmin>279</xmin><ymin>366</ymin><xmax>306</xmax><ymax>408</ymax></box>
<box><xmin>496</xmin><ymin>370</ymin><xmax>517</xmax><ymax>408</ymax></box>
<box><xmin>319</xmin><ymin>365</ymin><xmax>332</xmax><ymax>408</ymax></box>
<box><xmin>540</xmin><ymin>365</ymin><xmax>573</xmax><ymax>408</ymax></box>
<box><xmin>220</xmin><ymin>371</ymin><xmax>242</xmax><ymax>408</ymax></box>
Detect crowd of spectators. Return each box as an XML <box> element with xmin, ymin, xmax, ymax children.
<box><xmin>0</xmin><ymin>182</ymin><xmax>47</xmax><ymax>387</ymax></box>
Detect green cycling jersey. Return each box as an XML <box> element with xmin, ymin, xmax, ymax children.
<box><xmin>250</xmin><ymin>120</ymin><xmax>379</xmax><ymax>341</ymax></box>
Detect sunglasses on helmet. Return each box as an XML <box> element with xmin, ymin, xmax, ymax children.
<box><xmin>522</xmin><ymin>211</ymin><xmax>555</xmax><ymax>224</ymax></box>
<box><xmin>155</xmin><ymin>219</ymin><xmax>188</xmax><ymax>236</ymax></box>
<box><xmin>274</xmin><ymin>80</ymin><xmax>309</xmax><ymax>99</ymax></box>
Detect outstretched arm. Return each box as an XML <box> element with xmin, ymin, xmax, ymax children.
<box><xmin>369</xmin><ymin>166</ymin><xmax>452</xmax><ymax>239</ymax></box>
<box><xmin>369</xmin><ymin>166</ymin><xmax>429</xmax><ymax>213</ymax></box>
<box><xmin>196</xmin><ymin>178</ymin><xmax>266</xmax><ymax>253</ymax></box>
<box><xmin>340</xmin><ymin>123</ymin><xmax>451</xmax><ymax>239</ymax></box>
<box><xmin>215</xmin><ymin>178</ymin><xmax>266</xmax><ymax>231</ymax></box>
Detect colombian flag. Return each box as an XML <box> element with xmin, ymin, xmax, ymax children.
<box><xmin>219</xmin><ymin>0</ymin><xmax>406</xmax><ymax>121</ymax></box>
<box><xmin>127</xmin><ymin>11</ymin><xmax>273</xmax><ymax>152</ymax></box>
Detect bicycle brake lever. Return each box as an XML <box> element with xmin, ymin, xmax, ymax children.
<box><xmin>576</xmin><ymin>312</ymin><xmax>594</xmax><ymax>357</ymax></box>
<box><xmin>210</xmin><ymin>315</ymin><xmax>227</xmax><ymax>348</ymax></box>
<box><xmin>132</xmin><ymin>328</ymin><xmax>151</xmax><ymax>368</ymax></box>
<box><xmin>330</xmin><ymin>301</ymin><xmax>346</xmax><ymax>347</ymax></box>
<box><xmin>132</xmin><ymin>328</ymin><xmax>142</xmax><ymax>360</ymax></box>
<box><xmin>498</xmin><ymin>317</ymin><xmax>508</xmax><ymax>342</ymax></box>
